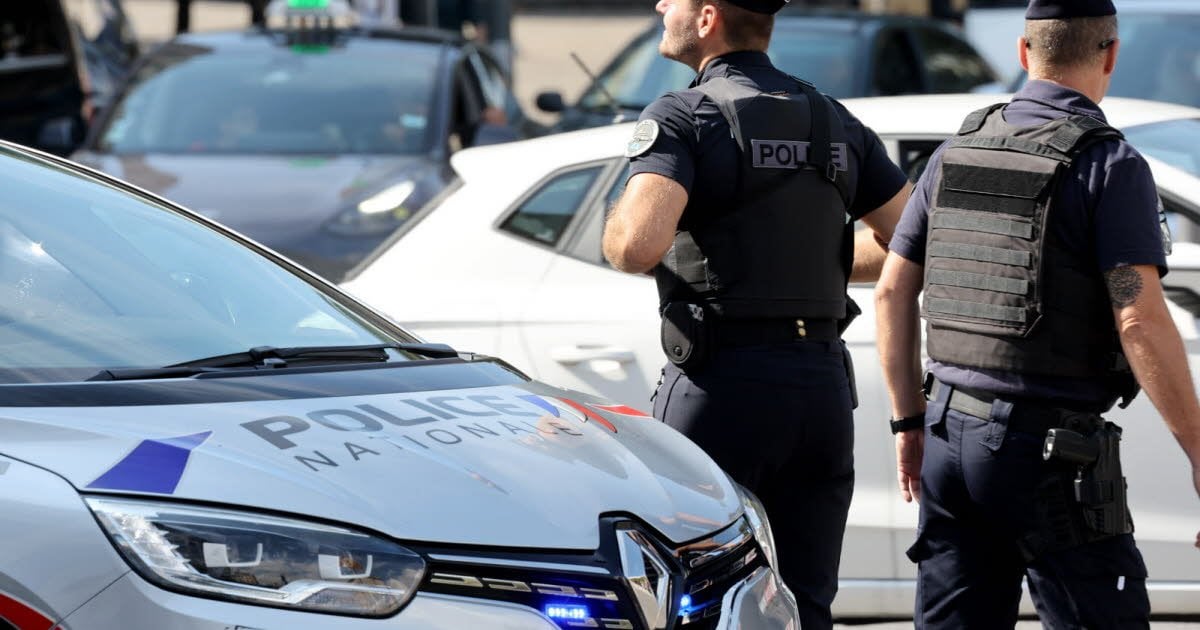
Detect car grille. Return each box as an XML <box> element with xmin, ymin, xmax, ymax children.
<box><xmin>416</xmin><ymin>517</ymin><xmax>764</xmax><ymax>630</ymax></box>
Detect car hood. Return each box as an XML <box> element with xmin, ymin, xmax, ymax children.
<box><xmin>72</xmin><ymin>152</ymin><xmax>433</xmax><ymax>233</ymax></box>
<box><xmin>0</xmin><ymin>373</ymin><xmax>739</xmax><ymax>549</ymax></box>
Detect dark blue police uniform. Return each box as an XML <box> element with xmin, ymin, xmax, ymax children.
<box><xmin>890</xmin><ymin>78</ymin><xmax>1165</xmax><ymax>628</ymax></box>
<box><xmin>631</xmin><ymin>51</ymin><xmax>906</xmax><ymax>629</ymax></box>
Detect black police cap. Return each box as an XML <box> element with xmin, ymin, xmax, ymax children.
<box><xmin>723</xmin><ymin>0</ymin><xmax>789</xmax><ymax>15</ymax></box>
<box><xmin>1025</xmin><ymin>0</ymin><xmax>1116</xmax><ymax>20</ymax></box>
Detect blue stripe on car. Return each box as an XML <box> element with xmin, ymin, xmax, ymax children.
<box><xmin>87</xmin><ymin>432</ymin><xmax>212</xmax><ymax>494</ymax></box>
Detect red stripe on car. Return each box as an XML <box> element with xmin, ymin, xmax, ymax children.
<box><xmin>591</xmin><ymin>404</ymin><xmax>650</xmax><ymax>417</ymax></box>
<box><xmin>0</xmin><ymin>592</ymin><xmax>55</xmax><ymax>630</ymax></box>
<box><xmin>557</xmin><ymin>398</ymin><xmax>618</xmax><ymax>433</ymax></box>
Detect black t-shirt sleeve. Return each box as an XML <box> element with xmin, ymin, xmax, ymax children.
<box><xmin>627</xmin><ymin>93</ymin><xmax>698</xmax><ymax>193</ymax></box>
<box><xmin>836</xmin><ymin>104</ymin><xmax>908</xmax><ymax>220</ymax></box>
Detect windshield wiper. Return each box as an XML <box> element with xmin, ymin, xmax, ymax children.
<box><xmin>86</xmin><ymin>342</ymin><xmax>460</xmax><ymax>381</ymax></box>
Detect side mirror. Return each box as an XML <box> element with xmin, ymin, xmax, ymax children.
<box><xmin>36</xmin><ymin>116</ymin><xmax>81</xmax><ymax>156</ymax></box>
<box><xmin>535</xmin><ymin>91</ymin><xmax>566</xmax><ymax>113</ymax></box>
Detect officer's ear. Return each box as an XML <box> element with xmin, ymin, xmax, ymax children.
<box><xmin>1102</xmin><ymin>38</ymin><xmax>1119</xmax><ymax>76</ymax></box>
<box><xmin>1018</xmin><ymin>36</ymin><xmax>1031</xmax><ymax>72</ymax></box>
<box><xmin>697</xmin><ymin>3</ymin><xmax>719</xmax><ymax>40</ymax></box>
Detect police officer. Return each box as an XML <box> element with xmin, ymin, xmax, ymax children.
<box><xmin>876</xmin><ymin>0</ymin><xmax>1200</xmax><ymax>626</ymax></box>
<box><xmin>601</xmin><ymin>1</ymin><xmax>910</xmax><ymax>626</ymax></box>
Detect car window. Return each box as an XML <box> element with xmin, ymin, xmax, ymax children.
<box><xmin>0</xmin><ymin>148</ymin><xmax>399</xmax><ymax>383</ymax></box>
<box><xmin>872</xmin><ymin>29</ymin><xmax>922</xmax><ymax>96</ymax></box>
<box><xmin>763</xmin><ymin>24</ymin><xmax>862</xmax><ymax>98</ymax></box>
<box><xmin>500</xmin><ymin>166</ymin><xmax>603</xmax><ymax>246</ymax></box>
<box><xmin>911</xmin><ymin>26</ymin><xmax>996</xmax><ymax>93</ymax></box>
<box><xmin>580</xmin><ymin>27</ymin><xmax>693</xmax><ymax>112</ymax></box>
<box><xmin>1124</xmin><ymin>119</ymin><xmax>1200</xmax><ymax>178</ymax></box>
<box><xmin>1109</xmin><ymin>13</ymin><xmax>1200</xmax><ymax>109</ymax></box>
<box><xmin>580</xmin><ymin>22</ymin><xmax>865</xmax><ymax>107</ymax></box>
<box><xmin>96</xmin><ymin>39</ymin><xmax>441</xmax><ymax>155</ymax></box>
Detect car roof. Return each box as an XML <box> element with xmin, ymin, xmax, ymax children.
<box><xmin>1114</xmin><ymin>0</ymin><xmax>1200</xmax><ymax>12</ymax></box>
<box><xmin>451</xmin><ymin>122</ymin><xmax>635</xmax><ymax>183</ymax></box>
<box><xmin>171</xmin><ymin>25</ymin><xmax>462</xmax><ymax>52</ymax></box>
<box><xmin>840</xmin><ymin>94</ymin><xmax>1200</xmax><ymax>135</ymax></box>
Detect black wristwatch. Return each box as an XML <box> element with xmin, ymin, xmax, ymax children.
<box><xmin>889</xmin><ymin>413</ymin><xmax>924</xmax><ymax>434</ymax></box>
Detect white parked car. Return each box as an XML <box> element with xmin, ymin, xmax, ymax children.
<box><xmin>343</xmin><ymin>94</ymin><xmax>1200</xmax><ymax>618</ymax></box>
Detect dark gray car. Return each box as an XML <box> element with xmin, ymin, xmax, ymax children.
<box><xmin>537</xmin><ymin>10</ymin><xmax>1001</xmax><ymax>132</ymax></box>
<box><xmin>74</xmin><ymin>15</ymin><xmax>536</xmax><ymax>281</ymax></box>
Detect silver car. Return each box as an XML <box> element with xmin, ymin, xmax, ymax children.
<box><xmin>0</xmin><ymin>141</ymin><xmax>797</xmax><ymax>629</ymax></box>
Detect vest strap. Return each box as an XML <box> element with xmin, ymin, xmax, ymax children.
<box><xmin>926</xmin><ymin>297</ymin><xmax>1028</xmax><ymax>323</ymax></box>
<box><xmin>1046</xmin><ymin>115</ymin><xmax>1114</xmax><ymax>154</ymax></box>
<box><xmin>950</xmin><ymin>136</ymin><xmax>1071</xmax><ymax>161</ymax></box>
<box><xmin>928</xmin><ymin>269</ymin><xmax>1030</xmax><ymax>296</ymax></box>
<box><xmin>931</xmin><ymin>212</ymin><xmax>1034</xmax><ymax>238</ymax></box>
<box><xmin>929</xmin><ymin>241</ymin><xmax>1032</xmax><ymax>267</ymax></box>
<box><xmin>957</xmin><ymin>103</ymin><xmax>1005</xmax><ymax>135</ymax></box>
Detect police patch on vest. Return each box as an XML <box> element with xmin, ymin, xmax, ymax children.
<box><xmin>751</xmin><ymin>139</ymin><xmax>848</xmax><ymax>171</ymax></box>
<box><xmin>624</xmin><ymin>120</ymin><xmax>661</xmax><ymax>158</ymax></box>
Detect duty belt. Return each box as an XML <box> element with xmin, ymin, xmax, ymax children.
<box><xmin>929</xmin><ymin>378</ymin><xmax>1103</xmax><ymax>436</ymax></box>
<box><xmin>715</xmin><ymin>318</ymin><xmax>839</xmax><ymax>347</ymax></box>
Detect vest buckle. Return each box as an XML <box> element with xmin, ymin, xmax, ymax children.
<box><xmin>796</xmin><ymin>319</ymin><xmax>807</xmax><ymax>338</ymax></box>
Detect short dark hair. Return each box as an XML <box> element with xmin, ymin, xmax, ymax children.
<box><xmin>1024</xmin><ymin>15</ymin><xmax>1118</xmax><ymax>70</ymax></box>
<box><xmin>693</xmin><ymin>0</ymin><xmax>774</xmax><ymax>51</ymax></box>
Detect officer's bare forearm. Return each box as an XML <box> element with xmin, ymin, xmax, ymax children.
<box><xmin>602</xmin><ymin>173</ymin><xmax>687</xmax><ymax>274</ymax></box>
<box><xmin>850</xmin><ymin>229</ymin><xmax>887</xmax><ymax>282</ymax></box>
<box><xmin>1109</xmin><ymin>265</ymin><xmax>1200</xmax><ymax>467</ymax></box>
<box><xmin>854</xmin><ymin>182</ymin><xmax>912</xmax><ymax>283</ymax></box>
<box><xmin>876</xmin><ymin>253</ymin><xmax>926</xmax><ymax>419</ymax></box>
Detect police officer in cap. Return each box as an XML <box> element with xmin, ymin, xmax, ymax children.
<box><xmin>876</xmin><ymin>0</ymin><xmax>1200</xmax><ymax>626</ymax></box>
<box><xmin>602</xmin><ymin>1</ymin><xmax>910</xmax><ymax>626</ymax></box>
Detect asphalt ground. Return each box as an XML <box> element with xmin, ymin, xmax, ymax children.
<box><xmin>113</xmin><ymin>3</ymin><xmax>1200</xmax><ymax>628</ymax></box>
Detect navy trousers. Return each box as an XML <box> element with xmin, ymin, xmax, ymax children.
<box><xmin>911</xmin><ymin>389</ymin><xmax>1151</xmax><ymax>629</ymax></box>
<box><xmin>653</xmin><ymin>340</ymin><xmax>854</xmax><ymax>630</ymax></box>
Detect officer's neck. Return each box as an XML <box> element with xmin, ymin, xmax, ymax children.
<box><xmin>1027</xmin><ymin>63</ymin><xmax>1110</xmax><ymax>104</ymax></box>
<box><xmin>693</xmin><ymin>44</ymin><xmax>765</xmax><ymax>74</ymax></box>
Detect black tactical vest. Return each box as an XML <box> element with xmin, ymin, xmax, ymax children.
<box><xmin>655</xmin><ymin>77</ymin><xmax>853</xmax><ymax>320</ymax></box>
<box><xmin>924</xmin><ymin>104</ymin><xmax>1127</xmax><ymax>380</ymax></box>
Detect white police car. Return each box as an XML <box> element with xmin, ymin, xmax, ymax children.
<box><xmin>0</xmin><ymin>139</ymin><xmax>797</xmax><ymax>629</ymax></box>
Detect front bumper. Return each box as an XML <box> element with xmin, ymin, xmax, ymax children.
<box><xmin>58</xmin><ymin>565</ymin><xmax>800</xmax><ymax>629</ymax></box>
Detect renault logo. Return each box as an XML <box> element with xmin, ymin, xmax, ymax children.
<box><xmin>615</xmin><ymin>526</ymin><xmax>673</xmax><ymax>630</ymax></box>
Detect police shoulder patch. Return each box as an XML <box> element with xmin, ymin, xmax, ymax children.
<box><xmin>624</xmin><ymin>119</ymin><xmax>661</xmax><ymax>158</ymax></box>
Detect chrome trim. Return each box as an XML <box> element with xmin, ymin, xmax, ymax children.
<box><xmin>616</xmin><ymin>527</ymin><xmax>672</xmax><ymax>630</ymax></box>
<box><xmin>675</xmin><ymin>517</ymin><xmax>754</xmax><ymax>570</ymax></box>
<box><xmin>427</xmin><ymin>553</ymin><xmax>612</xmax><ymax>575</ymax></box>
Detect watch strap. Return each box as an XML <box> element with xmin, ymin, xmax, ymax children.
<box><xmin>890</xmin><ymin>413</ymin><xmax>925</xmax><ymax>434</ymax></box>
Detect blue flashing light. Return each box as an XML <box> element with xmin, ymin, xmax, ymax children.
<box><xmin>680</xmin><ymin>594</ymin><xmax>693</xmax><ymax>610</ymax></box>
<box><xmin>545</xmin><ymin>604</ymin><xmax>590</xmax><ymax>621</ymax></box>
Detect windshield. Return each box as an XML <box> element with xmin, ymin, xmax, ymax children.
<box><xmin>1109</xmin><ymin>12</ymin><xmax>1200</xmax><ymax>109</ymax></box>
<box><xmin>1124</xmin><ymin>118</ymin><xmax>1200</xmax><ymax>178</ymax></box>
<box><xmin>0</xmin><ymin>146</ymin><xmax>403</xmax><ymax>384</ymax></box>
<box><xmin>579</xmin><ymin>22</ymin><xmax>860</xmax><ymax>110</ymax></box>
<box><xmin>97</xmin><ymin>38</ymin><xmax>442</xmax><ymax>155</ymax></box>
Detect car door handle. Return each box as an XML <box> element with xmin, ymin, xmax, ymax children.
<box><xmin>551</xmin><ymin>345</ymin><xmax>637</xmax><ymax>365</ymax></box>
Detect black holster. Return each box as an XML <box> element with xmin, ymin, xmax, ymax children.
<box><xmin>1021</xmin><ymin>419</ymin><xmax>1133</xmax><ymax>560</ymax></box>
<box><xmin>660</xmin><ymin>302</ymin><xmax>712</xmax><ymax>372</ymax></box>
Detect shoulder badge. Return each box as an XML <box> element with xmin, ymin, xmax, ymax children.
<box><xmin>1157</xmin><ymin>194</ymin><xmax>1173</xmax><ymax>256</ymax></box>
<box><xmin>624</xmin><ymin>120</ymin><xmax>660</xmax><ymax>158</ymax></box>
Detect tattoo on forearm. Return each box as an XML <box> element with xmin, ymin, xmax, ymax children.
<box><xmin>1105</xmin><ymin>266</ymin><xmax>1143</xmax><ymax>307</ymax></box>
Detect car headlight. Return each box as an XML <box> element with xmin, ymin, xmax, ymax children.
<box><xmin>735</xmin><ymin>484</ymin><xmax>778</xmax><ymax>571</ymax></box>
<box><xmin>357</xmin><ymin>181</ymin><xmax>415</xmax><ymax>216</ymax></box>
<box><xmin>326</xmin><ymin>181</ymin><xmax>418</xmax><ymax>236</ymax></box>
<box><xmin>86</xmin><ymin>498</ymin><xmax>425</xmax><ymax>617</ymax></box>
